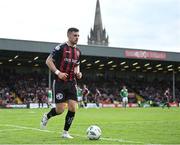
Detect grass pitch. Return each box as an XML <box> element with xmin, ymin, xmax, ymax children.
<box><xmin>0</xmin><ymin>107</ymin><xmax>180</xmax><ymax>144</ymax></box>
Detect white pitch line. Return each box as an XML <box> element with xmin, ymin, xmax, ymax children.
<box><xmin>0</xmin><ymin>124</ymin><xmax>144</xmax><ymax>144</ymax></box>
<box><xmin>0</xmin><ymin>124</ymin><xmax>53</xmax><ymax>133</ymax></box>
<box><xmin>73</xmin><ymin>133</ymin><xmax>144</xmax><ymax>144</ymax></box>
<box><xmin>100</xmin><ymin>137</ymin><xmax>143</xmax><ymax>144</ymax></box>
<box><xmin>0</xmin><ymin>128</ymin><xmax>24</xmax><ymax>132</ymax></box>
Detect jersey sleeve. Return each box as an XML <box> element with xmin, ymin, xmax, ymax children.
<box><xmin>50</xmin><ymin>44</ymin><xmax>63</xmax><ymax>61</ymax></box>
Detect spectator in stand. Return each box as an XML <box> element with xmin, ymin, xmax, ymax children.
<box><xmin>38</xmin><ymin>94</ymin><xmax>43</xmax><ymax>108</ymax></box>
<box><xmin>1</xmin><ymin>69</ymin><xmax>180</xmax><ymax>109</ymax></box>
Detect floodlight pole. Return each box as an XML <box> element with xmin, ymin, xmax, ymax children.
<box><xmin>172</xmin><ymin>70</ymin><xmax>175</xmax><ymax>101</ymax></box>
<box><xmin>48</xmin><ymin>69</ymin><xmax>51</xmax><ymax>89</ymax></box>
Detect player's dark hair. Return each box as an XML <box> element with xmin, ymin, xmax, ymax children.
<box><xmin>67</xmin><ymin>27</ymin><xmax>79</xmax><ymax>33</ymax></box>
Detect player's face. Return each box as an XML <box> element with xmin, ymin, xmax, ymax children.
<box><xmin>68</xmin><ymin>31</ymin><xmax>79</xmax><ymax>45</ymax></box>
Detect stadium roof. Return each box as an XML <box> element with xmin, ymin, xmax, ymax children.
<box><xmin>0</xmin><ymin>38</ymin><xmax>180</xmax><ymax>73</ymax></box>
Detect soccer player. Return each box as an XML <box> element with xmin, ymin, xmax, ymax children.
<box><xmin>76</xmin><ymin>85</ymin><xmax>83</xmax><ymax>108</ymax></box>
<box><xmin>94</xmin><ymin>88</ymin><xmax>101</xmax><ymax>107</ymax></box>
<box><xmin>120</xmin><ymin>85</ymin><xmax>128</xmax><ymax>108</ymax></box>
<box><xmin>47</xmin><ymin>88</ymin><xmax>53</xmax><ymax>108</ymax></box>
<box><xmin>162</xmin><ymin>88</ymin><xmax>170</xmax><ymax>108</ymax></box>
<box><xmin>82</xmin><ymin>84</ymin><xmax>89</xmax><ymax>108</ymax></box>
<box><xmin>40</xmin><ymin>27</ymin><xmax>82</xmax><ymax>139</ymax></box>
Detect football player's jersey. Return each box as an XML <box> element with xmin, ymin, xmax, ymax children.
<box><xmin>50</xmin><ymin>43</ymin><xmax>81</xmax><ymax>81</ymax></box>
<box><xmin>83</xmin><ymin>88</ymin><xmax>89</xmax><ymax>96</ymax></box>
<box><xmin>77</xmin><ymin>87</ymin><xmax>83</xmax><ymax>96</ymax></box>
<box><xmin>120</xmin><ymin>89</ymin><xmax>128</xmax><ymax>98</ymax></box>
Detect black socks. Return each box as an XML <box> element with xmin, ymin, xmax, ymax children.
<box><xmin>64</xmin><ymin>110</ymin><xmax>75</xmax><ymax>131</ymax></box>
<box><xmin>47</xmin><ymin>108</ymin><xmax>75</xmax><ymax>131</ymax></box>
<box><xmin>47</xmin><ymin>108</ymin><xmax>58</xmax><ymax>119</ymax></box>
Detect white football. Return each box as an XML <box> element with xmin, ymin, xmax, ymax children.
<box><xmin>86</xmin><ymin>125</ymin><xmax>101</xmax><ymax>140</ymax></box>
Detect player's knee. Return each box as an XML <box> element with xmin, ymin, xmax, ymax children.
<box><xmin>68</xmin><ymin>104</ymin><xmax>77</xmax><ymax>112</ymax></box>
<box><xmin>55</xmin><ymin>107</ymin><xmax>64</xmax><ymax>114</ymax></box>
<box><xmin>55</xmin><ymin>105</ymin><xmax>65</xmax><ymax>114</ymax></box>
<box><xmin>68</xmin><ymin>106</ymin><xmax>76</xmax><ymax>112</ymax></box>
<box><xmin>68</xmin><ymin>100</ymin><xmax>77</xmax><ymax>112</ymax></box>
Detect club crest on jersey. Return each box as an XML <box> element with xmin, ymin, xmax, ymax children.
<box><xmin>55</xmin><ymin>45</ymin><xmax>60</xmax><ymax>50</ymax></box>
<box><xmin>56</xmin><ymin>93</ymin><xmax>63</xmax><ymax>100</ymax></box>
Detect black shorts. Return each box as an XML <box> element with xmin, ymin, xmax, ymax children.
<box><xmin>53</xmin><ymin>80</ymin><xmax>77</xmax><ymax>103</ymax></box>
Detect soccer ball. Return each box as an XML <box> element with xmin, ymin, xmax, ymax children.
<box><xmin>86</xmin><ymin>125</ymin><xmax>101</xmax><ymax>140</ymax></box>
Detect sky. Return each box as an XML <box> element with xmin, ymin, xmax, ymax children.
<box><xmin>0</xmin><ymin>0</ymin><xmax>179</xmax><ymax>52</ymax></box>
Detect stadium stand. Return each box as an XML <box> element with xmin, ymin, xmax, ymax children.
<box><xmin>0</xmin><ymin>67</ymin><xmax>179</xmax><ymax>108</ymax></box>
<box><xmin>0</xmin><ymin>38</ymin><xmax>180</xmax><ymax>108</ymax></box>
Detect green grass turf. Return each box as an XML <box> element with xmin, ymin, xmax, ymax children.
<box><xmin>0</xmin><ymin>107</ymin><xmax>180</xmax><ymax>144</ymax></box>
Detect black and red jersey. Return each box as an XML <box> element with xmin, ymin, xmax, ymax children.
<box><xmin>83</xmin><ymin>88</ymin><xmax>89</xmax><ymax>96</ymax></box>
<box><xmin>50</xmin><ymin>43</ymin><xmax>81</xmax><ymax>81</ymax></box>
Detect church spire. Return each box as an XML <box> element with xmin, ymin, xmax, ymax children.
<box><xmin>94</xmin><ymin>0</ymin><xmax>103</xmax><ymax>33</ymax></box>
<box><xmin>88</xmin><ymin>0</ymin><xmax>109</xmax><ymax>46</ymax></box>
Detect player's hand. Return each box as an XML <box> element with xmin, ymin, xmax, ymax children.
<box><xmin>58</xmin><ymin>72</ymin><xmax>68</xmax><ymax>81</ymax></box>
<box><xmin>76</xmin><ymin>72</ymin><xmax>82</xmax><ymax>79</ymax></box>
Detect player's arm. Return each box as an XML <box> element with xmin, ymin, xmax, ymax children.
<box><xmin>46</xmin><ymin>49</ymin><xmax>68</xmax><ymax>81</ymax></box>
<box><xmin>86</xmin><ymin>89</ymin><xmax>90</xmax><ymax>96</ymax></box>
<box><xmin>98</xmin><ymin>90</ymin><xmax>101</xmax><ymax>97</ymax></box>
<box><xmin>120</xmin><ymin>90</ymin><xmax>123</xmax><ymax>97</ymax></box>
<box><xmin>46</xmin><ymin>55</ymin><xmax>58</xmax><ymax>74</ymax></box>
<box><xmin>74</xmin><ymin>65</ymin><xmax>82</xmax><ymax>79</ymax></box>
<box><xmin>74</xmin><ymin>50</ymin><xmax>82</xmax><ymax>79</ymax></box>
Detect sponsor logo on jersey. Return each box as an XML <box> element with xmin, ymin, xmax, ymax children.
<box><xmin>64</xmin><ymin>58</ymin><xmax>78</xmax><ymax>63</ymax></box>
<box><xmin>66</xmin><ymin>51</ymin><xmax>71</xmax><ymax>53</ymax></box>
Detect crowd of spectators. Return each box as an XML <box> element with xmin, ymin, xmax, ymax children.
<box><xmin>0</xmin><ymin>69</ymin><xmax>180</xmax><ymax>106</ymax></box>
<box><xmin>0</xmin><ymin>69</ymin><xmax>48</xmax><ymax>106</ymax></box>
